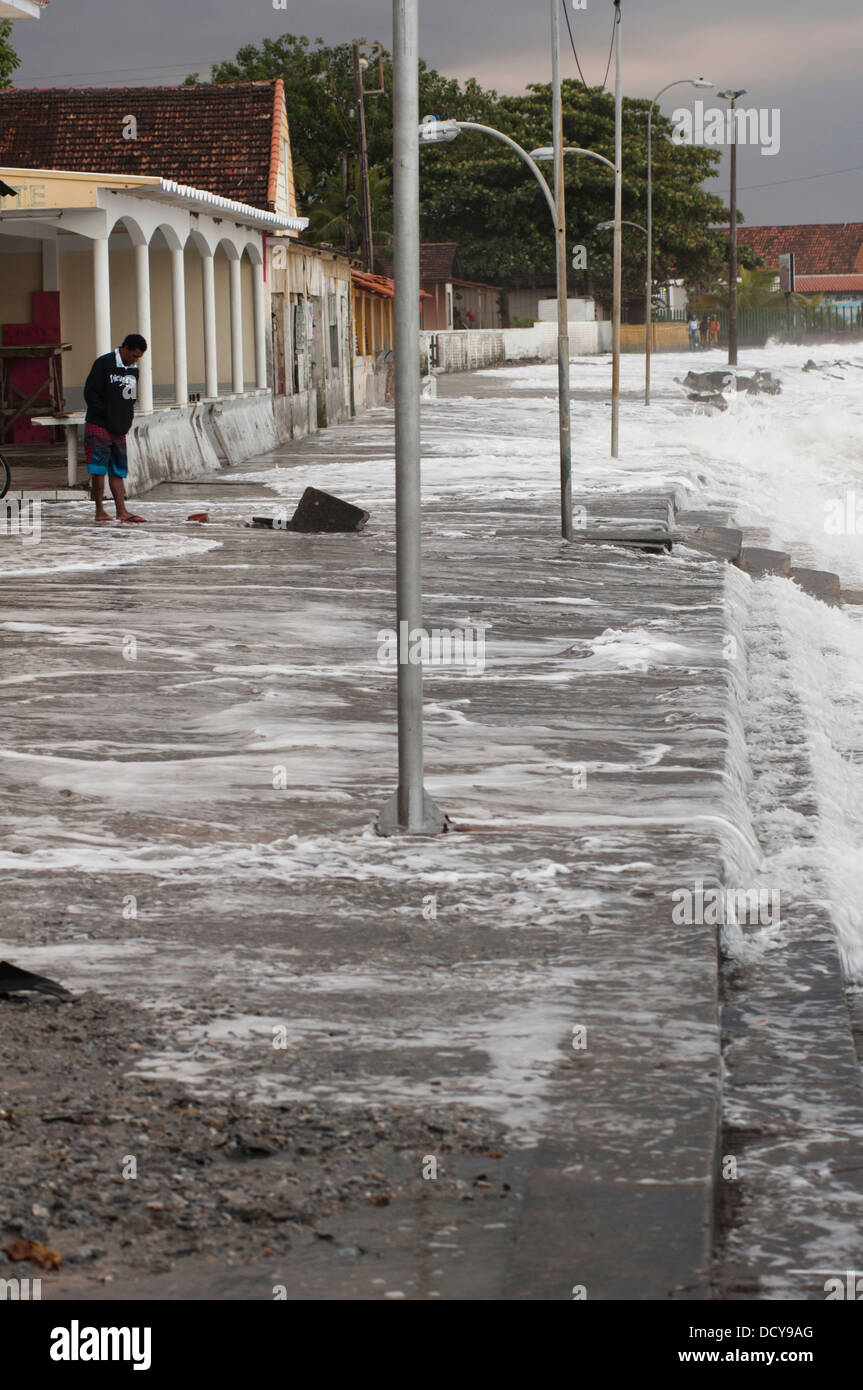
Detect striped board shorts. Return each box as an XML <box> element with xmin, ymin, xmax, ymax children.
<box><xmin>85</xmin><ymin>423</ymin><xmax>128</xmax><ymax>479</ymax></box>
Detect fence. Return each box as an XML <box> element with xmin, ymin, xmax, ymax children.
<box><xmin>621</xmin><ymin>323</ymin><xmax>689</xmax><ymax>353</ymax></box>
<box><xmin>421</xmin><ymin>322</ymin><xmax>609</xmax><ymax>373</ymax></box>
<box><xmin>714</xmin><ymin>304</ymin><xmax>863</xmax><ymax>344</ymax></box>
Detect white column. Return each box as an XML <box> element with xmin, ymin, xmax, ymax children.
<box><xmin>42</xmin><ymin>238</ymin><xmax>59</xmax><ymax>293</ymax></box>
<box><xmin>171</xmin><ymin>246</ymin><xmax>188</xmax><ymax>406</ymax></box>
<box><xmin>229</xmin><ymin>256</ymin><xmax>244</xmax><ymax>394</ymax></box>
<box><xmin>252</xmin><ymin>259</ymin><xmax>267</xmax><ymax>390</ymax></box>
<box><xmin>134</xmin><ymin>242</ymin><xmax>153</xmax><ymax>414</ymax></box>
<box><xmin>201</xmin><ymin>251</ymin><xmax>219</xmax><ymax>398</ymax></box>
<box><xmin>93</xmin><ymin>236</ymin><xmax>112</xmax><ymax>357</ymax></box>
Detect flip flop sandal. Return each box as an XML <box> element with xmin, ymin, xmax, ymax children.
<box><xmin>118</xmin><ymin>515</ymin><xmax>147</xmax><ymax>523</ymax></box>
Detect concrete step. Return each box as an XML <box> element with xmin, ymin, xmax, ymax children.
<box><xmin>676</xmin><ymin>524</ymin><xmax>744</xmax><ymax>563</ymax></box>
<box><xmin>676</xmin><ymin>509</ymin><xmax>733</xmax><ymax>529</ymax></box>
<box><xmin>790</xmin><ymin>566</ymin><xmax>842</xmax><ymax>606</ymax></box>
<box><xmin>736</xmin><ymin>547</ymin><xmax>792</xmax><ymax>578</ymax></box>
<box><xmin>4</xmin><ymin>488</ymin><xmax>86</xmax><ymax>502</ymax></box>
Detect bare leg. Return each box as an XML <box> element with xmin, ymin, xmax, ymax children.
<box><xmin>109</xmin><ymin>475</ymin><xmax>145</xmax><ymax>522</ymax></box>
<box><xmin>93</xmin><ymin>474</ymin><xmax>111</xmax><ymax>521</ymax></box>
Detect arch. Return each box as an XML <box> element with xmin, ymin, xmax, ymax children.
<box><xmin>148</xmin><ymin>221</ymin><xmax>184</xmax><ymax>254</ymax></box>
<box><xmin>214</xmin><ymin>234</ymin><xmax>241</xmax><ymax>262</ymax></box>
<box><xmin>241</xmin><ymin>239</ymin><xmax>263</xmax><ymax>267</ymax></box>
<box><xmin>186</xmin><ymin>225</ymin><xmax>219</xmax><ymax>259</ymax></box>
<box><xmin>107</xmin><ymin>212</ymin><xmax>149</xmax><ymax>248</ymax></box>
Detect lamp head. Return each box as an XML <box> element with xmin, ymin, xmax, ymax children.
<box><xmin>418</xmin><ymin>118</ymin><xmax>460</xmax><ymax>145</ymax></box>
<box><xmin>596</xmin><ymin>220</ymin><xmax>615</xmax><ymax>231</ymax></box>
<box><xmin>690</xmin><ymin>77</ymin><xmax>713</xmax><ymax>88</ymax></box>
<box><xmin>528</xmin><ymin>146</ymin><xmax>554</xmax><ymax>162</ymax></box>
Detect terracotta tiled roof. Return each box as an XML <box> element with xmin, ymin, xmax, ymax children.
<box><xmin>0</xmin><ymin>83</ymin><xmax>284</xmax><ymax>212</ymax></box>
<box><xmin>420</xmin><ymin>242</ymin><xmax>459</xmax><ymax>281</ymax></box>
<box><xmin>727</xmin><ymin>223</ymin><xmax>863</xmax><ymax>275</ymax></box>
<box><xmin>795</xmin><ymin>274</ymin><xmax>863</xmax><ymax>293</ymax></box>
<box><xmin>351</xmin><ymin>269</ymin><xmax>395</xmax><ymax>300</ymax></box>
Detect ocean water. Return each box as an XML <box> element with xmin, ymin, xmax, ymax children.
<box><xmin>476</xmin><ymin>341</ymin><xmax>863</xmax><ymax>977</ymax></box>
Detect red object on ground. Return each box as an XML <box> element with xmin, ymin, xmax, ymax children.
<box><xmin>187</xmin><ymin>513</ymin><xmax>209</xmax><ymax>522</ymax></box>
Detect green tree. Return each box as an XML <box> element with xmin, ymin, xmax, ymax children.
<box><xmin>0</xmin><ymin>20</ymin><xmax>21</xmax><ymax>90</ymax></box>
<box><xmin>187</xmin><ymin>40</ymin><xmax>729</xmax><ymax>299</ymax></box>
<box><xmin>306</xmin><ymin>162</ymin><xmax>393</xmax><ymax>255</ymax></box>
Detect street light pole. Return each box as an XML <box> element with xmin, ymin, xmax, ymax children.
<box><xmin>645</xmin><ymin>78</ymin><xmax>713</xmax><ymax>407</ymax></box>
<box><xmin>551</xmin><ymin>0</ymin><xmax>572</xmax><ymax>541</ymax></box>
<box><xmin>610</xmin><ymin>0</ymin><xmax>622</xmax><ymax>458</ymax></box>
<box><xmin>718</xmin><ymin>89</ymin><xmax>746</xmax><ymax>367</ymax></box>
<box><xmin>378</xmin><ymin>0</ymin><xmax>447</xmax><ymax>836</ymax></box>
<box><xmin>352</xmin><ymin>40</ymin><xmax>375</xmax><ymax>273</ymax></box>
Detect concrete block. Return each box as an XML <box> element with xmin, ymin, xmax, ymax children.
<box><xmin>287</xmin><ymin>487</ymin><xmax>370</xmax><ymax>534</ymax></box>
<box><xmin>675</xmin><ymin>510</ymin><xmax>733</xmax><ymax>529</ymax></box>
<box><xmin>678</xmin><ymin>525</ymin><xmax>743</xmax><ymax>563</ymax></box>
<box><xmin>736</xmin><ymin>547</ymin><xmax>791</xmax><ymax>578</ymax></box>
<box><xmin>790</xmin><ymin>566</ymin><xmax>842</xmax><ymax>606</ymax></box>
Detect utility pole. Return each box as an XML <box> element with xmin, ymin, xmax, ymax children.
<box><xmin>551</xmin><ymin>0</ymin><xmax>572</xmax><ymax>540</ymax></box>
<box><xmin>377</xmin><ymin>0</ymin><xmax>447</xmax><ymax>836</ymax></box>
<box><xmin>353</xmin><ymin>39</ymin><xmax>376</xmax><ymax>273</ymax></box>
<box><xmin>645</xmin><ymin>79</ymin><xmax>713</xmax><ymax>406</ymax></box>
<box><xmin>610</xmin><ymin>0</ymin><xmax>622</xmax><ymax>458</ymax></box>
<box><xmin>719</xmin><ymin>89</ymin><xmax>746</xmax><ymax>366</ymax></box>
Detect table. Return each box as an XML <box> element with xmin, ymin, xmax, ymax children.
<box><xmin>31</xmin><ymin>412</ymin><xmax>85</xmax><ymax>485</ymax></box>
<box><xmin>0</xmin><ymin>344</ymin><xmax>72</xmax><ymax>442</ymax></box>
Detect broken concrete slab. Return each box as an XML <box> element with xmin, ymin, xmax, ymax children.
<box><xmin>286</xmin><ymin>486</ymin><xmax>371</xmax><ymax>534</ymax></box>
<box><xmin>0</xmin><ymin>961</ymin><xmax>71</xmax><ymax>999</ymax></box>
<box><xmin>790</xmin><ymin>566</ymin><xmax>842</xmax><ymax>606</ymax></box>
<box><xmin>250</xmin><ymin>488</ymin><xmax>371</xmax><ymax>535</ymax></box>
<box><xmin>675</xmin><ymin>510</ymin><xmax>733</xmax><ymax>530</ymax></box>
<box><xmin>736</xmin><ymin>547</ymin><xmax>792</xmax><ymax>578</ymax></box>
<box><xmin>676</xmin><ymin>525</ymin><xmax>743</xmax><ymax>563</ymax></box>
<box><xmin>842</xmin><ymin>588</ymin><xmax>863</xmax><ymax>606</ymax></box>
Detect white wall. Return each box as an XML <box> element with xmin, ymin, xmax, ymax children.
<box><xmin>536</xmin><ymin>298</ymin><xmax>596</xmax><ymax>323</ymax></box>
<box><xmin>422</xmin><ymin>322</ymin><xmax>606</xmax><ymax>372</ymax></box>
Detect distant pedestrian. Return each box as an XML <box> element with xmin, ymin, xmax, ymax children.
<box><xmin>687</xmin><ymin>315</ymin><xmax>700</xmax><ymax>351</ymax></box>
<box><xmin>708</xmin><ymin>314</ymin><xmax>720</xmax><ymax>346</ymax></box>
<box><xmin>83</xmin><ymin>334</ymin><xmax>148</xmax><ymax>523</ymax></box>
<box><xmin>700</xmin><ymin>315</ymin><xmax>709</xmax><ymax>348</ymax></box>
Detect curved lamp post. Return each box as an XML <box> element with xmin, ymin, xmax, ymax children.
<box><xmin>421</xmin><ymin>118</ymin><xmax>571</xmax><ymax>536</ymax></box>
<box><xmin>646</xmin><ymin>77</ymin><xmax>713</xmax><ymax>405</ymax></box>
<box><xmin>718</xmin><ymin>88</ymin><xmax>748</xmax><ymax>366</ymax></box>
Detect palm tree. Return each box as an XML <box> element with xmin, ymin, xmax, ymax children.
<box><xmin>306</xmin><ymin>163</ymin><xmax>393</xmax><ymax>261</ymax></box>
<box><xmin>697</xmin><ymin>267</ymin><xmax>810</xmax><ymax>311</ymax></box>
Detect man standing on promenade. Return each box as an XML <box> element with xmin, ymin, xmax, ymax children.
<box><xmin>83</xmin><ymin>334</ymin><xmax>148</xmax><ymax>523</ymax></box>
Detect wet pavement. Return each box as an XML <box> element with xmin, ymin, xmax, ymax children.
<box><xmin>1</xmin><ymin>370</ymin><xmax>861</xmax><ymax>1299</ymax></box>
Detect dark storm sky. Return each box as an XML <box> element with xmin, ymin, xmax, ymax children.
<box><xmin>9</xmin><ymin>0</ymin><xmax>863</xmax><ymax>224</ymax></box>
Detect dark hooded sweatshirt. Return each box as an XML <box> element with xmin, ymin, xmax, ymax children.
<box><xmin>84</xmin><ymin>349</ymin><xmax>139</xmax><ymax>437</ymax></box>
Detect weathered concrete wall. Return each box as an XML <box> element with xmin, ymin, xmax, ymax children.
<box><xmin>422</xmin><ymin>322</ymin><xmax>608</xmax><ymax>372</ymax></box>
<box><xmin>125</xmin><ymin>392</ymin><xmax>278</xmax><ymax>495</ymax></box>
<box><xmin>273</xmin><ymin>390</ymin><xmax>317</xmax><ymax>443</ymax></box>
<box><xmin>353</xmin><ymin>353</ymin><xmax>393</xmax><ymax>411</ymax></box>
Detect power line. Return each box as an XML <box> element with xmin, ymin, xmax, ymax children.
<box><xmin>600</xmin><ymin>9</ymin><xmax>617</xmax><ymax>92</ymax></box>
<box><xmin>734</xmin><ymin>162</ymin><xmax>863</xmax><ymax>193</ymax></box>
<box><xmin>561</xmin><ymin>0</ymin><xmax>588</xmax><ymax>86</ymax></box>
<box><xmin>15</xmin><ymin>59</ymin><xmax>217</xmax><ymax>83</ymax></box>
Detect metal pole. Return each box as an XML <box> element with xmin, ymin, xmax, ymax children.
<box><xmin>353</xmin><ymin>39</ymin><xmax>375</xmax><ymax>274</ymax></box>
<box><xmin>645</xmin><ymin>102</ymin><xmax>653</xmax><ymax>407</ymax></box>
<box><xmin>552</xmin><ymin>0</ymin><xmax>572</xmax><ymax>541</ymax></box>
<box><xmin>728</xmin><ymin>97</ymin><xmax>738</xmax><ymax>367</ymax></box>
<box><xmin>377</xmin><ymin>0</ymin><xmax>447</xmax><ymax>836</ymax></box>
<box><xmin>610</xmin><ymin>0</ymin><xmax>622</xmax><ymax>457</ymax></box>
